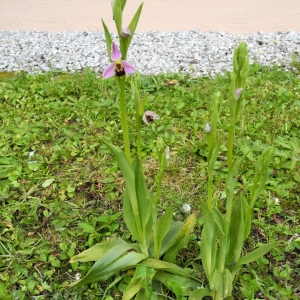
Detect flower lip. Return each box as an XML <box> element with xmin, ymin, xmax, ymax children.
<box><xmin>142</xmin><ymin>111</ymin><xmax>160</xmax><ymax>125</ymax></box>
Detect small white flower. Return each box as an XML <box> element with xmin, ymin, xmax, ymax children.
<box><xmin>165</xmin><ymin>146</ymin><xmax>170</xmax><ymax>159</ymax></box>
<box><xmin>259</xmin><ymin>49</ymin><xmax>264</xmax><ymax>53</ymax></box>
<box><xmin>182</xmin><ymin>203</ymin><xmax>191</xmax><ymax>213</ymax></box>
<box><xmin>274</xmin><ymin>197</ymin><xmax>280</xmax><ymax>204</ymax></box>
<box><xmin>29</xmin><ymin>151</ymin><xmax>35</xmax><ymax>158</ymax></box>
<box><xmin>204</xmin><ymin>122</ymin><xmax>211</xmax><ymax>133</ymax></box>
<box><xmin>75</xmin><ymin>273</ymin><xmax>81</xmax><ymax>281</ymax></box>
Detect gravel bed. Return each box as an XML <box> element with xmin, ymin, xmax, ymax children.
<box><xmin>0</xmin><ymin>30</ymin><xmax>300</xmax><ymax>77</ymax></box>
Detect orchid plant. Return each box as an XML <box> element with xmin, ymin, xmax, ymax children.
<box><xmin>69</xmin><ymin>1</ymin><xmax>277</xmax><ymax>299</ymax></box>
<box><xmin>189</xmin><ymin>43</ymin><xmax>278</xmax><ymax>300</ymax></box>
<box><xmin>69</xmin><ymin>0</ymin><xmax>200</xmax><ymax>298</ymax></box>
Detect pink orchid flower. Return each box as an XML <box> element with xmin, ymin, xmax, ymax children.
<box><xmin>142</xmin><ymin>111</ymin><xmax>160</xmax><ymax>125</ymax></box>
<box><xmin>103</xmin><ymin>43</ymin><xmax>136</xmax><ymax>78</ymax></box>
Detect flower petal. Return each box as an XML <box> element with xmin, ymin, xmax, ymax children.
<box><xmin>103</xmin><ymin>62</ymin><xmax>116</xmax><ymax>78</ymax></box>
<box><xmin>111</xmin><ymin>43</ymin><xmax>122</xmax><ymax>61</ymax></box>
<box><xmin>122</xmin><ymin>60</ymin><xmax>136</xmax><ymax>74</ymax></box>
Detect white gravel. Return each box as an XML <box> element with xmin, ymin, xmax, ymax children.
<box><xmin>0</xmin><ymin>30</ymin><xmax>299</xmax><ymax>77</ymax></box>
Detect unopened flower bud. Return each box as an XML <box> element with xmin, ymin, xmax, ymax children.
<box><xmin>234</xmin><ymin>88</ymin><xmax>243</xmax><ymax>100</ymax></box>
<box><xmin>204</xmin><ymin>122</ymin><xmax>211</xmax><ymax>133</ymax></box>
<box><xmin>120</xmin><ymin>27</ymin><xmax>131</xmax><ymax>38</ymax></box>
<box><xmin>142</xmin><ymin>111</ymin><xmax>159</xmax><ymax>125</ymax></box>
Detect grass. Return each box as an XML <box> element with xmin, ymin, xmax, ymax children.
<box><xmin>0</xmin><ymin>65</ymin><xmax>299</xmax><ymax>299</ymax></box>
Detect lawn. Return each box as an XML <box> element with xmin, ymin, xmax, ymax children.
<box><xmin>0</xmin><ymin>64</ymin><xmax>299</xmax><ymax>299</ymax></box>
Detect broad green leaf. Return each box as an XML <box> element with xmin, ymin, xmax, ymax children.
<box><xmin>200</xmin><ymin>214</ymin><xmax>217</xmax><ymax>283</ymax></box>
<box><xmin>123</xmin><ymin>264</ymin><xmax>156</xmax><ymax>300</ymax></box>
<box><xmin>102</xmin><ymin>252</ymin><xmax>147</xmax><ymax>281</ymax></box>
<box><xmin>157</xmin><ymin>221</ymin><xmax>184</xmax><ymax>256</ymax></box>
<box><xmin>163</xmin><ymin>214</ymin><xmax>196</xmax><ymax>263</ymax></box>
<box><xmin>234</xmin><ymin>241</ymin><xmax>279</xmax><ymax>268</ymax></box>
<box><xmin>104</xmin><ymin>141</ymin><xmax>142</xmax><ymax>240</ymax></box>
<box><xmin>70</xmin><ymin>242</ymin><xmax>139</xmax><ymax>286</ymax></box>
<box><xmin>101</xmin><ymin>19</ymin><xmax>112</xmax><ymax>61</ymax></box>
<box><xmin>154</xmin><ymin>271</ymin><xmax>200</xmax><ymax>297</ymax></box>
<box><xmin>123</xmin><ymin>278</ymin><xmax>143</xmax><ymax>300</ymax></box>
<box><xmin>70</xmin><ymin>238</ymin><xmax>125</xmax><ymax>263</ymax></box>
<box><xmin>241</xmin><ymin>196</ymin><xmax>251</xmax><ymax>238</ymax></box>
<box><xmin>143</xmin><ymin>258</ymin><xmax>196</xmax><ymax>279</ymax></box>
<box><xmin>211</xmin><ymin>207</ymin><xmax>226</xmax><ymax>236</ymax></box>
<box><xmin>226</xmin><ymin>193</ymin><xmax>245</xmax><ymax>265</ymax></box>
<box><xmin>124</xmin><ymin>187</ymin><xmax>140</xmax><ymax>241</ymax></box>
<box><xmin>154</xmin><ymin>205</ymin><xmax>173</xmax><ymax>259</ymax></box>
<box><xmin>189</xmin><ymin>288</ymin><xmax>214</xmax><ymax>300</ymax></box>
<box><xmin>211</xmin><ymin>269</ymin><xmax>233</xmax><ymax>299</ymax></box>
<box><xmin>133</xmin><ymin>160</ymin><xmax>152</xmax><ymax>237</ymax></box>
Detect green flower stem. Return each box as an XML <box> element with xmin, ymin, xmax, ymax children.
<box><xmin>154</xmin><ymin>170</ymin><xmax>163</xmax><ymax>206</ymax></box>
<box><xmin>207</xmin><ymin>178</ymin><xmax>213</xmax><ymax>210</ymax></box>
<box><xmin>118</xmin><ymin>76</ymin><xmax>132</xmax><ymax>163</ymax></box>
<box><xmin>136</xmin><ymin>116</ymin><xmax>142</xmax><ymax>158</ymax></box>
<box><xmin>227</xmin><ymin>123</ymin><xmax>235</xmax><ymax>172</ymax></box>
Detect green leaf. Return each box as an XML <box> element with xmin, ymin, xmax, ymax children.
<box><xmin>123</xmin><ymin>264</ymin><xmax>156</xmax><ymax>300</ymax></box>
<box><xmin>211</xmin><ymin>269</ymin><xmax>233</xmax><ymax>299</ymax></box>
<box><xmin>234</xmin><ymin>241</ymin><xmax>279</xmax><ymax>268</ymax></box>
<box><xmin>200</xmin><ymin>213</ymin><xmax>217</xmax><ymax>283</ymax></box>
<box><xmin>143</xmin><ymin>258</ymin><xmax>196</xmax><ymax>280</ymax></box>
<box><xmin>70</xmin><ymin>238</ymin><xmax>125</xmax><ymax>263</ymax></box>
<box><xmin>164</xmin><ymin>214</ymin><xmax>196</xmax><ymax>263</ymax></box>
<box><xmin>189</xmin><ymin>288</ymin><xmax>214</xmax><ymax>300</ymax></box>
<box><xmin>124</xmin><ymin>3</ymin><xmax>144</xmax><ymax>56</ymax></box>
<box><xmin>158</xmin><ymin>221</ymin><xmax>184</xmax><ymax>256</ymax></box>
<box><xmin>0</xmin><ymin>157</ymin><xmax>21</xmax><ymax>179</ymax></box>
<box><xmin>133</xmin><ymin>160</ymin><xmax>152</xmax><ymax>238</ymax></box>
<box><xmin>154</xmin><ymin>204</ymin><xmax>173</xmax><ymax>259</ymax></box>
<box><xmin>154</xmin><ymin>271</ymin><xmax>200</xmax><ymax>297</ymax></box>
<box><xmin>102</xmin><ymin>19</ymin><xmax>112</xmax><ymax>61</ymax></box>
<box><xmin>0</xmin><ymin>283</ymin><xmax>13</xmax><ymax>300</ymax></box>
<box><xmin>211</xmin><ymin>207</ymin><xmax>226</xmax><ymax>236</ymax></box>
<box><xmin>113</xmin><ymin>0</ymin><xmax>122</xmax><ymax>34</ymax></box>
<box><xmin>70</xmin><ymin>242</ymin><xmax>145</xmax><ymax>286</ymax></box>
<box><xmin>78</xmin><ymin>222</ymin><xmax>94</xmax><ymax>233</ymax></box>
<box><xmin>226</xmin><ymin>193</ymin><xmax>245</xmax><ymax>265</ymax></box>
<box><xmin>101</xmin><ymin>252</ymin><xmax>148</xmax><ymax>281</ymax></box>
<box><xmin>124</xmin><ymin>187</ymin><xmax>140</xmax><ymax>242</ymax></box>
<box><xmin>120</xmin><ymin>0</ymin><xmax>127</xmax><ymax>11</ymax></box>
<box><xmin>104</xmin><ymin>141</ymin><xmax>143</xmax><ymax>241</ymax></box>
